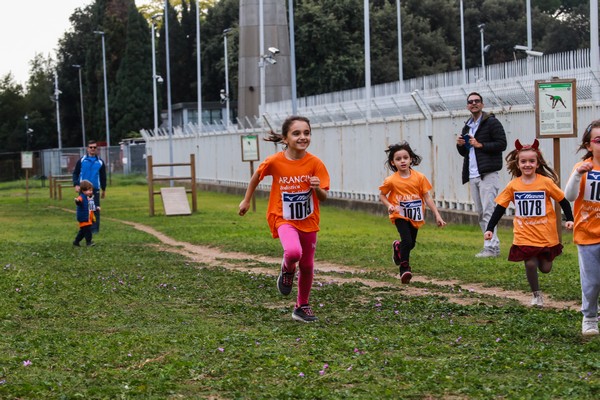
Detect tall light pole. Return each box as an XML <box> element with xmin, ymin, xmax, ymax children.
<box><xmin>288</xmin><ymin>0</ymin><xmax>298</xmax><ymax>114</ymax></box>
<box><xmin>259</xmin><ymin>0</ymin><xmax>265</xmax><ymax>118</ymax></box>
<box><xmin>53</xmin><ymin>71</ymin><xmax>62</xmax><ymax>150</ymax></box>
<box><xmin>223</xmin><ymin>28</ymin><xmax>232</xmax><ymax>127</ymax></box>
<box><xmin>72</xmin><ymin>64</ymin><xmax>86</xmax><ymax>148</ymax></box>
<box><xmin>477</xmin><ymin>23</ymin><xmax>486</xmax><ymax>81</ymax></box>
<box><xmin>24</xmin><ymin>115</ymin><xmax>33</xmax><ymax>151</ymax></box>
<box><xmin>396</xmin><ymin>0</ymin><xmax>403</xmax><ymax>92</ymax></box>
<box><xmin>151</xmin><ymin>14</ymin><xmax>162</xmax><ymax>132</ymax></box>
<box><xmin>364</xmin><ymin>0</ymin><xmax>371</xmax><ymax>119</ymax></box>
<box><xmin>164</xmin><ymin>0</ymin><xmax>174</xmax><ymax>180</ymax></box>
<box><xmin>591</xmin><ymin>0</ymin><xmax>600</xmax><ymax>100</ymax></box>
<box><xmin>196</xmin><ymin>0</ymin><xmax>202</xmax><ymax>128</ymax></box>
<box><xmin>460</xmin><ymin>0</ymin><xmax>466</xmax><ymax>84</ymax></box>
<box><xmin>93</xmin><ymin>30</ymin><xmax>110</xmax><ymax>178</ymax></box>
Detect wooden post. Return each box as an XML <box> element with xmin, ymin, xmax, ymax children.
<box><xmin>250</xmin><ymin>161</ymin><xmax>256</xmax><ymax>212</ymax></box>
<box><xmin>147</xmin><ymin>155</ymin><xmax>155</xmax><ymax>216</ymax></box>
<box><xmin>25</xmin><ymin>169</ymin><xmax>29</xmax><ymax>204</ymax></box>
<box><xmin>190</xmin><ymin>154</ymin><xmax>197</xmax><ymax>212</ymax></box>
<box><xmin>554</xmin><ymin>137</ymin><xmax>562</xmax><ymax>242</ymax></box>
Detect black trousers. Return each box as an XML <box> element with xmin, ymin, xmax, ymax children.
<box><xmin>74</xmin><ymin>225</ymin><xmax>93</xmax><ymax>244</ymax></box>
<box><xmin>394</xmin><ymin>218</ymin><xmax>418</xmax><ymax>265</ymax></box>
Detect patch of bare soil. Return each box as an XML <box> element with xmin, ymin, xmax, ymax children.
<box><xmin>115</xmin><ymin>218</ymin><xmax>580</xmax><ymax>311</ymax></box>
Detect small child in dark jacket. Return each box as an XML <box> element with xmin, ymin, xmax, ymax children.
<box><xmin>73</xmin><ymin>180</ymin><xmax>99</xmax><ymax>247</ymax></box>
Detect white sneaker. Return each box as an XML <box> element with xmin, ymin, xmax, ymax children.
<box><xmin>582</xmin><ymin>317</ymin><xmax>599</xmax><ymax>336</ymax></box>
<box><xmin>475</xmin><ymin>248</ymin><xmax>499</xmax><ymax>258</ymax></box>
<box><xmin>531</xmin><ymin>291</ymin><xmax>544</xmax><ymax>307</ymax></box>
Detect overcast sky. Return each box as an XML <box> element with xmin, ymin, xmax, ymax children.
<box><xmin>0</xmin><ymin>0</ymin><xmax>151</xmax><ymax>86</ymax></box>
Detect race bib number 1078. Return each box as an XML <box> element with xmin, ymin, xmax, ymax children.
<box><xmin>514</xmin><ymin>191</ymin><xmax>546</xmax><ymax>217</ymax></box>
<box><xmin>282</xmin><ymin>190</ymin><xmax>314</xmax><ymax>220</ymax></box>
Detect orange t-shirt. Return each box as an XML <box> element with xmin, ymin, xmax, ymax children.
<box><xmin>256</xmin><ymin>151</ymin><xmax>330</xmax><ymax>238</ymax></box>
<box><xmin>494</xmin><ymin>174</ymin><xmax>565</xmax><ymax>247</ymax></box>
<box><xmin>570</xmin><ymin>159</ymin><xmax>600</xmax><ymax>245</ymax></box>
<box><xmin>379</xmin><ymin>169</ymin><xmax>433</xmax><ymax>228</ymax></box>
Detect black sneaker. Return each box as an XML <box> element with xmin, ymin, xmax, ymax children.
<box><xmin>277</xmin><ymin>260</ymin><xmax>294</xmax><ymax>296</ymax></box>
<box><xmin>72</xmin><ymin>241</ymin><xmax>80</xmax><ymax>247</ymax></box>
<box><xmin>399</xmin><ymin>262</ymin><xmax>412</xmax><ymax>284</ymax></box>
<box><xmin>292</xmin><ymin>304</ymin><xmax>318</xmax><ymax>322</ymax></box>
<box><xmin>86</xmin><ymin>241</ymin><xmax>96</xmax><ymax>247</ymax></box>
<box><xmin>392</xmin><ymin>240</ymin><xmax>401</xmax><ymax>265</ymax></box>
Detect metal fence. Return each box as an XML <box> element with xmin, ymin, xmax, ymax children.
<box><xmin>140</xmin><ymin>47</ymin><xmax>600</xmax><ymax>214</ymax></box>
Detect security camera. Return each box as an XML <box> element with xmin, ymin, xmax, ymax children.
<box><xmin>268</xmin><ymin>47</ymin><xmax>280</xmax><ymax>55</ymax></box>
<box><xmin>513</xmin><ymin>45</ymin><xmax>529</xmax><ymax>51</ymax></box>
<box><xmin>265</xmin><ymin>56</ymin><xmax>277</xmax><ymax>65</ymax></box>
<box><xmin>525</xmin><ymin>50</ymin><xmax>544</xmax><ymax>57</ymax></box>
<box><xmin>220</xmin><ymin>89</ymin><xmax>228</xmax><ymax>103</ymax></box>
<box><xmin>477</xmin><ymin>23</ymin><xmax>485</xmax><ymax>30</ymax></box>
<box><xmin>155</xmin><ymin>75</ymin><xmax>164</xmax><ymax>83</ymax></box>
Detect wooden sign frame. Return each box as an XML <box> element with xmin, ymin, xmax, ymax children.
<box><xmin>535</xmin><ymin>78</ymin><xmax>577</xmax><ymax>139</ymax></box>
<box><xmin>241</xmin><ymin>135</ymin><xmax>260</xmax><ymax>162</ymax></box>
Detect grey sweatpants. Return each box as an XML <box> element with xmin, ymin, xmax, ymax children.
<box><xmin>469</xmin><ymin>171</ymin><xmax>500</xmax><ymax>251</ymax></box>
<box><xmin>578</xmin><ymin>242</ymin><xmax>600</xmax><ymax>319</ymax></box>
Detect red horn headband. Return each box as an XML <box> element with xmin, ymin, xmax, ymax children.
<box><xmin>515</xmin><ymin>139</ymin><xmax>540</xmax><ymax>151</ymax></box>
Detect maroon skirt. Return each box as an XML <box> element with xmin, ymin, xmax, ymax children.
<box><xmin>508</xmin><ymin>244</ymin><xmax>563</xmax><ymax>262</ymax></box>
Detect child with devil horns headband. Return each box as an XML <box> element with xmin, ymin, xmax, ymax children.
<box><xmin>484</xmin><ymin>139</ymin><xmax>574</xmax><ymax>307</ymax></box>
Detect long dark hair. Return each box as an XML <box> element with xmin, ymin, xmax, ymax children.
<box><xmin>578</xmin><ymin>120</ymin><xmax>600</xmax><ymax>160</ymax></box>
<box><xmin>264</xmin><ymin>115</ymin><xmax>311</xmax><ymax>144</ymax></box>
<box><xmin>384</xmin><ymin>141</ymin><xmax>422</xmax><ymax>172</ymax></box>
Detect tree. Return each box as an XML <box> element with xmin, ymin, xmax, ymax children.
<box><xmin>111</xmin><ymin>1</ymin><xmax>154</xmax><ymax>142</ymax></box>
<box><xmin>0</xmin><ymin>75</ymin><xmax>25</xmax><ymax>152</ymax></box>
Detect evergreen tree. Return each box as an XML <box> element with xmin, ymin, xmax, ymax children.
<box><xmin>111</xmin><ymin>2</ymin><xmax>153</xmax><ymax>142</ymax></box>
<box><xmin>0</xmin><ymin>75</ymin><xmax>25</xmax><ymax>152</ymax></box>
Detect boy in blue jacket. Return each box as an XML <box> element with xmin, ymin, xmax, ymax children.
<box><xmin>73</xmin><ymin>180</ymin><xmax>99</xmax><ymax>247</ymax></box>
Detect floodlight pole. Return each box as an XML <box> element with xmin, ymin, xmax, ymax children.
<box><xmin>196</xmin><ymin>0</ymin><xmax>203</xmax><ymax>128</ymax></box>
<box><xmin>72</xmin><ymin>64</ymin><xmax>86</xmax><ymax>148</ymax></box>
<box><xmin>94</xmin><ymin>30</ymin><xmax>111</xmax><ymax>182</ymax></box>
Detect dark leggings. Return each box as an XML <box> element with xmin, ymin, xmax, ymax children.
<box><xmin>74</xmin><ymin>225</ymin><xmax>93</xmax><ymax>244</ymax></box>
<box><xmin>395</xmin><ymin>218</ymin><xmax>418</xmax><ymax>265</ymax></box>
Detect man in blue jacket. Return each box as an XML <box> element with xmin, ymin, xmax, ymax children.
<box><xmin>456</xmin><ymin>92</ymin><xmax>507</xmax><ymax>258</ymax></box>
<box><xmin>73</xmin><ymin>140</ymin><xmax>107</xmax><ymax>233</ymax></box>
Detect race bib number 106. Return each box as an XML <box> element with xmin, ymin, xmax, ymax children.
<box><xmin>584</xmin><ymin>171</ymin><xmax>600</xmax><ymax>202</ymax></box>
<box><xmin>282</xmin><ymin>190</ymin><xmax>314</xmax><ymax>220</ymax></box>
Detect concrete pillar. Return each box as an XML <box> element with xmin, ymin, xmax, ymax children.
<box><xmin>238</xmin><ymin>0</ymin><xmax>292</xmax><ymax>127</ymax></box>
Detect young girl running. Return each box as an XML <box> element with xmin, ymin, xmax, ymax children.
<box><xmin>238</xmin><ymin>116</ymin><xmax>330</xmax><ymax>323</ymax></box>
<box><xmin>484</xmin><ymin>139</ymin><xmax>573</xmax><ymax>307</ymax></box>
<box><xmin>565</xmin><ymin>120</ymin><xmax>600</xmax><ymax>336</ymax></box>
<box><xmin>379</xmin><ymin>142</ymin><xmax>446</xmax><ymax>283</ymax></box>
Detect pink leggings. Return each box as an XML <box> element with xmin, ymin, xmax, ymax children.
<box><xmin>277</xmin><ymin>224</ymin><xmax>317</xmax><ymax>307</ymax></box>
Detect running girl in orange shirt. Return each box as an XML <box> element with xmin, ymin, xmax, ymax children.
<box><xmin>484</xmin><ymin>139</ymin><xmax>573</xmax><ymax>307</ymax></box>
<box><xmin>565</xmin><ymin>120</ymin><xmax>600</xmax><ymax>336</ymax></box>
<box><xmin>379</xmin><ymin>142</ymin><xmax>446</xmax><ymax>284</ymax></box>
<box><xmin>239</xmin><ymin>116</ymin><xmax>330</xmax><ymax>323</ymax></box>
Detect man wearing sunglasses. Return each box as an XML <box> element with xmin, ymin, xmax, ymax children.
<box><xmin>456</xmin><ymin>92</ymin><xmax>507</xmax><ymax>258</ymax></box>
<box><xmin>72</xmin><ymin>140</ymin><xmax>107</xmax><ymax>233</ymax></box>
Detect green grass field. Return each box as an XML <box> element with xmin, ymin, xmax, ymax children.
<box><xmin>1</xmin><ymin>176</ymin><xmax>599</xmax><ymax>399</ymax></box>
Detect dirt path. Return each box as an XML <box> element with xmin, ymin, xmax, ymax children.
<box><xmin>114</xmin><ymin>218</ymin><xmax>580</xmax><ymax>311</ymax></box>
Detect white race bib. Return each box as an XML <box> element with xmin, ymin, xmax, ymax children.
<box><xmin>514</xmin><ymin>191</ymin><xmax>546</xmax><ymax>217</ymax></box>
<box><xmin>282</xmin><ymin>189</ymin><xmax>314</xmax><ymax>220</ymax></box>
<box><xmin>398</xmin><ymin>200</ymin><xmax>423</xmax><ymax>221</ymax></box>
<box><xmin>583</xmin><ymin>171</ymin><xmax>600</xmax><ymax>202</ymax></box>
